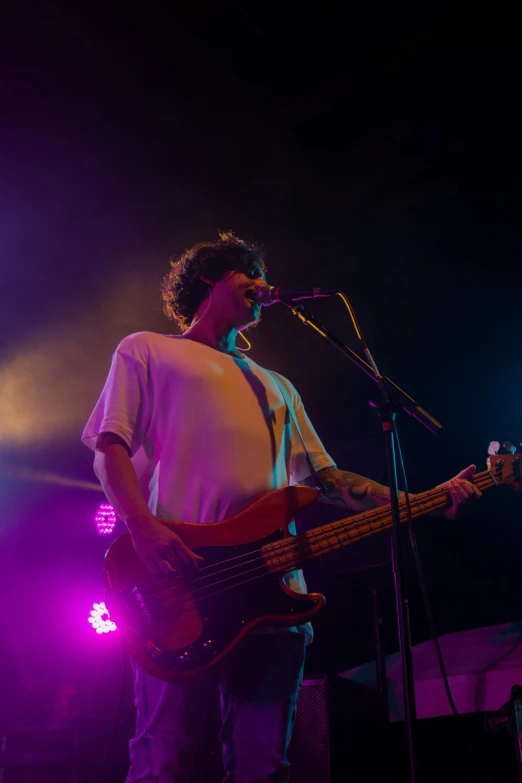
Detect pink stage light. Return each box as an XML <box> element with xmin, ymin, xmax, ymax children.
<box><xmin>95</xmin><ymin>502</ymin><xmax>117</xmax><ymax>535</ymax></box>
<box><xmin>88</xmin><ymin>602</ymin><xmax>117</xmax><ymax>634</ymax></box>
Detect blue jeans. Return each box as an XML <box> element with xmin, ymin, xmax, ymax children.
<box><xmin>126</xmin><ymin>633</ymin><xmax>306</xmax><ymax>783</ymax></box>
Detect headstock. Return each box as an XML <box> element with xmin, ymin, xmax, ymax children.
<box><xmin>486</xmin><ymin>449</ymin><xmax>522</xmax><ymax>491</ymax></box>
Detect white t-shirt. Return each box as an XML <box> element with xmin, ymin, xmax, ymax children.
<box><xmin>82</xmin><ymin>331</ymin><xmax>335</xmax><ymax>641</ymax></box>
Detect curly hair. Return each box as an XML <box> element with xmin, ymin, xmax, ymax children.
<box><xmin>161</xmin><ymin>231</ymin><xmax>267</xmax><ymax>331</ymax></box>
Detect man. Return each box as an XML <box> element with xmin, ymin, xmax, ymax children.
<box><xmin>82</xmin><ymin>231</ymin><xmax>480</xmax><ymax>783</ymax></box>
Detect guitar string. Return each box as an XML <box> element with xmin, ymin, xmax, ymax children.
<box><xmin>136</xmin><ymin>471</ymin><xmax>498</xmax><ymax>605</ymax></box>
<box><xmin>138</xmin><ymin>480</ymin><xmax>457</xmax><ymax>595</ymax></box>
<box><xmin>139</xmin><ymin>472</ymin><xmax>496</xmax><ymax>598</ymax></box>
<box><xmin>171</xmin><ymin>471</ymin><xmax>498</xmax><ymax>602</ymax></box>
<box><xmin>139</xmin><ymin>471</ymin><xmax>502</xmax><ymax>615</ymax></box>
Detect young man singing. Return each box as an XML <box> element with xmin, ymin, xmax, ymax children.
<box><xmin>82</xmin><ymin>231</ymin><xmax>480</xmax><ymax>783</ymax></box>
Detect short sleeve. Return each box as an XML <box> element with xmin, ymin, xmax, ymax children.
<box><xmin>81</xmin><ymin>334</ymin><xmax>152</xmax><ymax>456</ymax></box>
<box><xmin>276</xmin><ymin>376</ymin><xmax>336</xmax><ymax>485</ymax></box>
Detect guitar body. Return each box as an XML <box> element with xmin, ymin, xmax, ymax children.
<box><xmin>104</xmin><ymin>485</ymin><xmax>325</xmax><ymax>681</ymax></box>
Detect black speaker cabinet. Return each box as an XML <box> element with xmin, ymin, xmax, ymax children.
<box><xmin>288</xmin><ymin>676</ymin><xmax>330</xmax><ymax>782</ymax></box>
<box><xmin>288</xmin><ymin>674</ymin><xmax>388</xmax><ymax>783</ymax></box>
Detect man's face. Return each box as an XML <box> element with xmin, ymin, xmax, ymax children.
<box><xmin>211</xmin><ymin>268</ymin><xmax>266</xmax><ymax>330</ymax></box>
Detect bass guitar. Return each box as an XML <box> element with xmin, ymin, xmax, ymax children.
<box><xmin>105</xmin><ymin>453</ymin><xmax>521</xmax><ymax>681</ymax></box>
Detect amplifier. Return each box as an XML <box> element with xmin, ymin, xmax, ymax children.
<box><xmin>289</xmin><ymin>674</ymin><xmax>388</xmax><ymax>783</ymax></box>
<box><xmin>289</xmin><ymin>676</ymin><xmax>330</xmax><ymax>782</ymax></box>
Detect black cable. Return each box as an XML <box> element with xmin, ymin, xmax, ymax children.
<box><xmin>393</xmin><ymin>423</ymin><xmax>492</xmax><ymax>781</ymax></box>
<box><xmin>340</xmin><ymin>559</ymin><xmax>391</xmax><ymax>574</ymax></box>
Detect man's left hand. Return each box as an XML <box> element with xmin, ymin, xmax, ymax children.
<box><xmin>438</xmin><ymin>464</ymin><xmax>482</xmax><ymax>520</ymax></box>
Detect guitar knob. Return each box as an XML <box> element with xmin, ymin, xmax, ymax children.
<box><xmin>504</xmin><ymin>441</ymin><xmax>517</xmax><ymax>454</ymax></box>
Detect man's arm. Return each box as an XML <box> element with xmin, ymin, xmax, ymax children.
<box><xmin>313</xmin><ymin>466</ymin><xmax>397</xmax><ymax>512</ymax></box>
<box><xmin>94</xmin><ymin>433</ymin><xmax>156</xmax><ymax>526</ymax></box>
<box><xmin>313</xmin><ymin>465</ymin><xmax>481</xmax><ymax>519</ymax></box>
<box><xmin>94</xmin><ymin>432</ymin><xmax>202</xmax><ymax>576</ymax></box>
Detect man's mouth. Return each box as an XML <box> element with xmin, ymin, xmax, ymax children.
<box><xmin>245</xmin><ymin>291</ymin><xmax>260</xmax><ymax>309</ymax></box>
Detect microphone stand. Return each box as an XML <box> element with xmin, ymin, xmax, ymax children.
<box><xmin>282</xmin><ymin>299</ymin><xmax>444</xmax><ymax>783</ymax></box>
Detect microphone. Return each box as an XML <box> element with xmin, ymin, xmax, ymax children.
<box><xmin>246</xmin><ymin>285</ymin><xmax>338</xmax><ymax>306</ymax></box>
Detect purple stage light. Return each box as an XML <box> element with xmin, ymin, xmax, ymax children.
<box><xmin>95</xmin><ymin>502</ymin><xmax>116</xmax><ymax>535</ymax></box>
<box><xmin>88</xmin><ymin>601</ymin><xmax>117</xmax><ymax>633</ymax></box>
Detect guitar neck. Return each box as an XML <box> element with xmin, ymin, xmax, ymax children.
<box><xmin>264</xmin><ymin>468</ymin><xmax>496</xmax><ymax>574</ymax></box>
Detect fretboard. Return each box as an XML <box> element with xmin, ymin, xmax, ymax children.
<box><xmin>262</xmin><ymin>469</ymin><xmax>497</xmax><ymax>574</ymax></box>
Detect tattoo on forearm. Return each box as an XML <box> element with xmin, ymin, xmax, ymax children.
<box><xmin>315</xmin><ymin>467</ymin><xmax>392</xmax><ymax>509</ymax></box>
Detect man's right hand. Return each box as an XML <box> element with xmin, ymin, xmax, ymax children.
<box><xmin>93</xmin><ymin>433</ymin><xmax>203</xmax><ymax>578</ymax></box>
<box><xmin>129</xmin><ymin>517</ymin><xmax>204</xmax><ymax>578</ymax></box>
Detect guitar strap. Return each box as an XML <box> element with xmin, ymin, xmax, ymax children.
<box><xmin>269</xmin><ymin>371</ymin><xmax>328</xmax><ymax>497</ymax></box>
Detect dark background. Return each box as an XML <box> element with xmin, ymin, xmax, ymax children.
<box><xmin>1</xmin><ymin>1</ymin><xmax>521</xmax><ymax>779</ymax></box>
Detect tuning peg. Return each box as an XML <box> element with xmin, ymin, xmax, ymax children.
<box><xmin>504</xmin><ymin>441</ymin><xmax>517</xmax><ymax>454</ymax></box>
<box><xmin>488</xmin><ymin>441</ymin><xmax>500</xmax><ymax>456</ymax></box>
